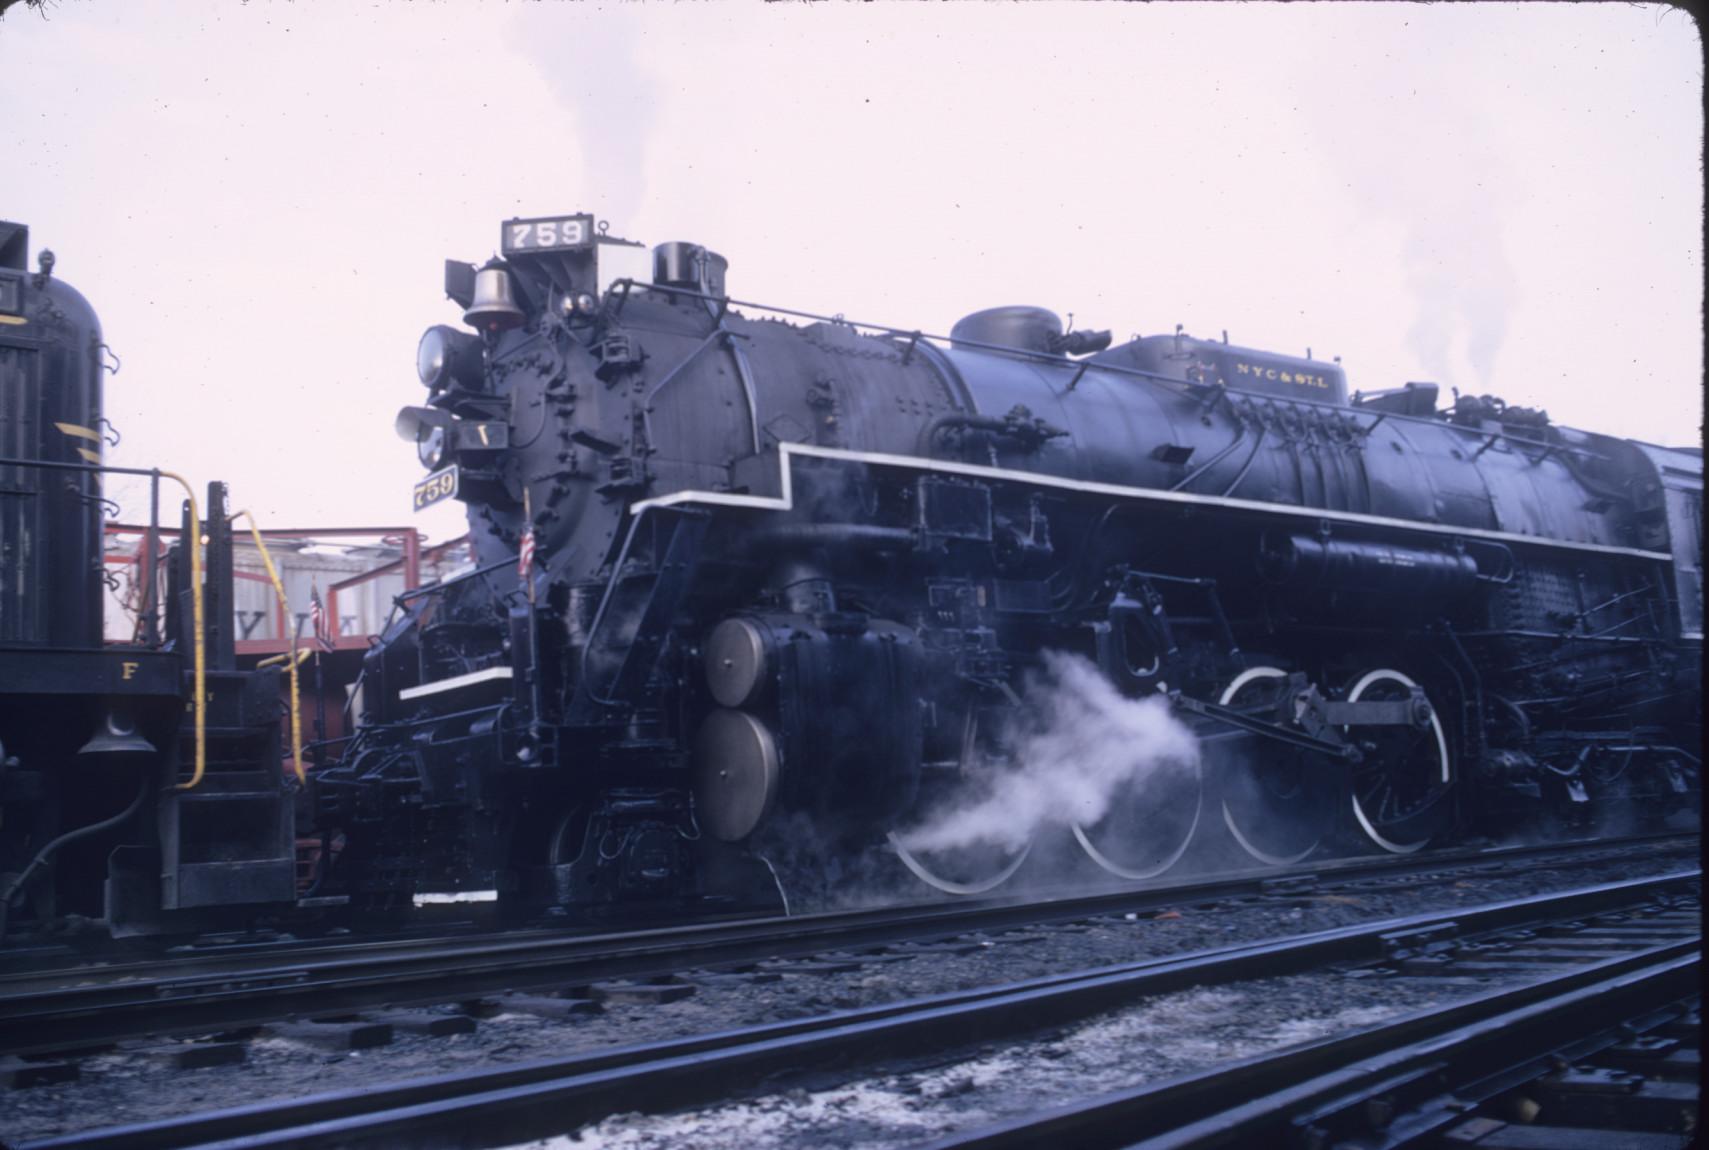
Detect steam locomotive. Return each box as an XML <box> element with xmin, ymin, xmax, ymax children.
<box><xmin>327</xmin><ymin>211</ymin><xmax>1700</xmax><ymax>908</ymax></box>
<box><xmin>0</xmin><ymin>211</ymin><xmax>1699</xmax><ymax>939</ymax></box>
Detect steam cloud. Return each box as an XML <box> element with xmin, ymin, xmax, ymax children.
<box><xmin>896</xmin><ymin>652</ymin><xmax>1200</xmax><ymax>855</ymax></box>
<box><xmin>510</xmin><ymin>9</ymin><xmax>656</xmax><ymax>216</ymax></box>
<box><xmin>1402</xmin><ymin>206</ymin><xmax>1520</xmax><ymax>391</ymax></box>
<box><xmin>1300</xmin><ymin>22</ymin><xmax>1523</xmax><ymax>392</ymax></box>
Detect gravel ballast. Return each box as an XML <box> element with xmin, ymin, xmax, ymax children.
<box><xmin>0</xmin><ymin>841</ymin><xmax>1695</xmax><ymax>1144</ymax></box>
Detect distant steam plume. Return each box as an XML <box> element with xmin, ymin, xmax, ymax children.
<box><xmin>1401</xmin><ymin>202</ymin><xmax>1520</xmax><ymax>390</ymax></box>
<box><xmin>1301</xmin><ymin>20</ymin><xmax>1523</xmax><ymax>391</ymax></box>
<box><xmin>509</xmin><ymin>9</ymin><xmax>655</xmax><ymax>216</ymax></box>
<box><xmin>896</xmin><ymin>652</ymin><xmax>1200</xmax><ymax>855</ymax></box>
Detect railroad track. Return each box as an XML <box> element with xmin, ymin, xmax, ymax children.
<box><xmin>918</xmin><ymin>953</ymin><xmax>1699</xmax><ymax>1149</ymax></box>
<box><xmin>5</xmin><ymin>830</ymin><xmax>1691</xmax><ymax>989</ymax></box>
<box><xmin>13</xmin><ymin>870</ymin><xmax>1696</xmax><ymax>1149</ymax></box>
<box><xmin>0</xmin><ymin>832</ymin><xmax>1694</xmax><ymax>1056</ymax></box>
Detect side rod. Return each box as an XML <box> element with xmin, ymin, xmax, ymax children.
<box><xmin>1168</xmin><ymin>689</ymin><xmax>1363</xmax><ymax>763</ymax></box>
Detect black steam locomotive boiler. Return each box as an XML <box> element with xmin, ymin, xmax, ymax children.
<box><xmin>312</xmin><ymin>211</ymin><xmax>1701</xmax><ymax>912</ymax></box>
<box><xmin>0</xmin><ymin>221</ymin><xmax>295</xmax><ymax>942</ymax></box>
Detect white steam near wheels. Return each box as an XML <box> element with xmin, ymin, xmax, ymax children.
<box><xmin>1070</xmin><ymin>762</ymin><xmax>1202</xmax><ymax>881</ymax></box>
<box><xmin>886</xmin><ymin>831</ymin><xmax>1032</xmax><ymax>895</ymax></box>
<box><xmin>888</xmin><ymin>705</ymin><xmax>1035</xmax><ymax>896</ymax></box>
<box><xmin>1345</xmin><ymin>667</ymin><xmax>1452</xmax><ymax>855</ymax></box>
<box><xmin>1217</xmin><ymin>666</ymin><xmax>1323</xmax><ymax>867</ymax></box>
<box><xmin>890</xmin><ymin>652</ymin><xmax>1199</xmax><ymax>894</ymax></box>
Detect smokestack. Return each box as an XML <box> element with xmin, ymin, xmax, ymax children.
<box><xmin>653</xmin><ymin>242</ymin><xmax>728</xmax><ymax>298</ymax></box>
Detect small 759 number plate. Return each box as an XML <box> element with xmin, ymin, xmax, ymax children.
<box><xmin>502</xmin><ymin>214</ymin><xmax>594</xmax><ymax>256</ymax></box>
<box><xmin>413</xmin><ymin>466</ymin><xmax>459</xmax><ymax>511</ymax></box>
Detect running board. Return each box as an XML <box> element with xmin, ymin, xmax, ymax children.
<box><xmin>398</xmin><ymin>666</ymin><xmax>513</xmax><ymax>701</ymax></box>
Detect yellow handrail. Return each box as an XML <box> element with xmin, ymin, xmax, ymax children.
<box><xmin>256</xmin><ymin>648</ymin><xmax>313</xmax><ymax>670</ymax></box>
<box><xmin>0</xmin><ymin>460</ymin><xmax>208</xmax><ymax>788</ymax></box>
<box><xmin>154</xmin><ymin>471</ymin><xmax>207</xmax><ymax>791</ymax></box>
<box><xmin>229</xmin><ymin>510</ymin><xmax>306</xmax><ymax>784</ymax></box>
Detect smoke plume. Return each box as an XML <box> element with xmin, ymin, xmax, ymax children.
<box><xmin>896</xmin><ymin>652</ymin><xmax>1199</xmax><ymax>855</ymax></box>
<box><xmin>509</xmin><ymin>9</ymin><xmax>656</xmax><ymax>216</ymax></box>
<box><xmin>1401</xmin><ymin>205</ymin><xmax>1520</xmax><ymax>391</ymax></box>
<box><xmin>1299</xmin><ymin>19</ymin><xmax>1524</xmax><ymax>392</ymax></box>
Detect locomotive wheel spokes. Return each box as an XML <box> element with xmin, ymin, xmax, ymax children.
<box><xmin>1071</xmin><ymin>758</ymin><xmax>1202</xmax><ymax>881</ymax></box>
<box><xmin>1344</xmin><ymin>668</ymin><xmax>1452</xmax><ymax>854</ymax></box>
<box><xmin>887</xmin><ymin>701</ymin><xmax>1035</xmax><ymax>896</ymax></box>
<box><xmin>886</xmin><ymin>831</ymin><xmax>1033</xmax><ymax>895</ymax></box>
<box><xmin>1216</xmin><ymin>666</ymin><xmax>1330</xmax><ymax>866</ymax></box>
<box><xmin>547</xmin><ymin>807</ymin><xmax>588</xmax><ymax>866</ymax></box>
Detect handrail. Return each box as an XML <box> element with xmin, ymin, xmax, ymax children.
<box><xmin>230</xmin><ymin>510</ymin><xmax>306</xmax><ymax>783</ymax></box>
<box><xmin>0</xmin><ymin>456</ymin><xmax>207</xmax><ymax>791</ymax></box>
<box><xmin>155</xmin><ymin>471</ymin><xmax>205</xmax><ymax>789</ymax></box>
<box><xmin>256</xmin><ymin>647</ymin><xmax>313</xmax><ymax>669</ymax></box>
<box><xmin>613</xmin><ymin>280</ymin><xmax>1220</xmax><ymax>405</ymax></box>
<box><xmin>396</xmin><ymin>555</ymin><xmax>518</xmax><ymax>603</ymax></box>
<box><xmin>609</xmin><ymin>281</ymin><xmax>1628</xmax><ymax>455</ymax></box>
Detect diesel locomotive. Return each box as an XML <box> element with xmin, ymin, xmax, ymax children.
<box><xmin>0</xmin><ymin>211</ymin><xmax>1699</xmax><ymax>939</ymax></box>
<box><xmin>0</xmin><ymin>221</ymin><xmax>294</xmax><ymax>940</ymax></box>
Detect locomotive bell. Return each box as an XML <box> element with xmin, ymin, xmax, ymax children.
<box><xmin>463</xmin><ymin>262</ymin><xmax>525</xmax><ymax>331</ymax></box>
<box><xmin>78</xmin><ymin>712</ymin><xmax>156</xmax><ymax>758</ymax></box>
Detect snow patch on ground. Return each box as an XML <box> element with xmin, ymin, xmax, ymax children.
<box><xmin>503</xmin><ymin>985</ymin><xmax>1418</xmax><ymax>1150</ymax></box>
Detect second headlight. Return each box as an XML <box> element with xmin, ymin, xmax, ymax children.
<box><xmin>416</xmin><ymin>423</ymin><xmax>448</xmax><ymax>470</ymax></box>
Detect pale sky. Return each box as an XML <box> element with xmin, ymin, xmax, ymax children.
<box><xmin>2</xmin><ymin>1</ymin><xmax>1701</xmax><ymax>543</ymax></box>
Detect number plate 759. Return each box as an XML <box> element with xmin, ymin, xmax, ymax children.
<box><xmin>413</xmin><ymin>466</ymin><xmax>460</xmax><ymax>511</ymax></box>
<box><xmin>502</xmin><ymin>214</ymin><xmax>593</xmax><ymax>255</ymax></box>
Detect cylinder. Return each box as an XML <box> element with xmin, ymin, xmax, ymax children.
<box><xmin>1258</xmin><ymin>534</ymin><xmax>1479</xmax><ymax>598</ymax></box>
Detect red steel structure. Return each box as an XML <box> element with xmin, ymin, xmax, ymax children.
<box><xmin>103</xmin><ymin>523</ymin><xmax>473</xmax><ymax>656</ymax></box>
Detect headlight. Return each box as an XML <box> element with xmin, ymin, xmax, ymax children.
<box><xmin>417</xmin><ymin>325</ymin><xmax>482</xmax><ymax>390</ymax></box>
<box><xmin>416</xmin><ymin>424</ymin><xmax>447</xmax><ymax>470</ymax></box>
<box><xmin>417</xmin><ymin>327</ymin><xmax>448</xmax><ymax>387</ymax></box>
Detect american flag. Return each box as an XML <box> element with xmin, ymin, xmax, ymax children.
<box><xmin>518</xmin><ymin>524</ymin><xmax>536</xmax><ymax>583</ymax></box>
<box><xmin>309</xmin><ymin>581</ymin><xmax>335</xmax><ymax>652</ymax></box>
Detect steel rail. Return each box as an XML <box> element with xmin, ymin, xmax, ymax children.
<box><xmin>0</xmin><ymin>832</ymin><xmax>1695</xmax><ymax>1054</ymax></box>
<box><xmin>17</xmin><ymin>870</ymin><xmax>1698</xmax><ymax>1150</ymax></box>
<box><xmin>917</xmin><ymin>951</ymin><xmax>1699</xmax><ymax>1149</ymax></box>
<box><xmin>2</xmin><ymin>828</ymin><xmax>1690</xmax><ymax>989</ymax></box>
<box><xmin>0</xmin><ymin>834</ymin><xmax>1695</xmax><ymax>1055</ymax></box>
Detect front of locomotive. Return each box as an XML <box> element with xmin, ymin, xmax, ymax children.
<box><xmin>366</xmin><ymin>224</ymin><xmax>1234</xmax><ymax>905</ymax></box>
<box><xmin>402</xmin><ymin>228</ymin><xmax>632</xmax><ymax>592</ymax></box>
<box><xmin>320</xmin><ymin>216</ymin><xmax>781</xmax><ymax>915</ymax></box>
